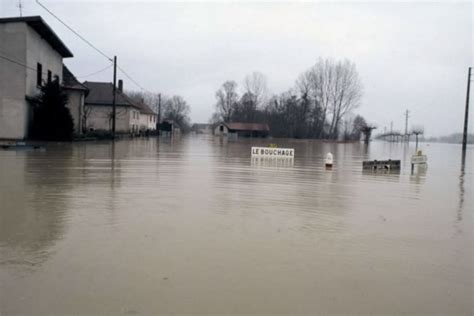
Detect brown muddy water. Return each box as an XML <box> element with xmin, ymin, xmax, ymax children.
<box><xmin>0</xmin><ymin>135</ymin><xmax>472</xmax><ymax>315</ymax></box>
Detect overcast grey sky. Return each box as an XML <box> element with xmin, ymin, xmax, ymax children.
<box><xmin>1</xmin><ymin>0</ymin><xmax>472</xmax><ymax>136</ymax></box>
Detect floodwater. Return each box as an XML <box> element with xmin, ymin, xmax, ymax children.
<box><xmin>0</xmin><ymin>135</ymin><xmax>472</xmax><ymax>315</ymax></box>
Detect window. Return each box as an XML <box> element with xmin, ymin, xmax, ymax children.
<box><xmin>220</xmin><ymin>125</ymin><xmax>224</xmax><ymax>132</ymax></box>
<box><xmin>47</xmin><ymin>70</ymin><xmax>52</xmax><ymax>83</ymax></box>
<box><xmin>36</xmin><ymin>63</ymin><xmax>42</xmax><ymax>87</ymax></box>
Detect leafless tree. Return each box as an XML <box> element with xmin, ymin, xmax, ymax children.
<box><xmin>411</xmin><ymin>125</ymin><xmax>424</xmax><ymax>150</ymax></box>
<box><xmin>215</xmin><ymin>81</ymin><xmax>239</xmax><ymax>122</ymax></box>
<box><xmin>243</xmin><ymin>71</ymin><xmax>268</xmax><ymax>109</ymax></box>
<box><xmin>298</xmin><ymin>58</ymin><xmax>362</xmax><ymax>139</ymax></box>
<box><xmin>328</xmin><ymin>60</ymin><xmax>362</xmax><ymax>138</ymax></box>
<box><xmin>163</xmin><ymin>95</ymin><xmax>191</xmax><ymax>131</ymax></box>
<box><xmin>127</xmin><ymin>90</ymin><xmax>162</xmax><ymax>114</ymax></box>
<box><xmin>82</xmin><ymin>105</ymin><xmax>93</xmax><ymax>133</ymax></box>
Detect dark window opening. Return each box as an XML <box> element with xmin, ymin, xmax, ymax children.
<box><xmin>47</xmin><ymin>70</ymin><xmax>52</xmax><ymax>83</ymax></box>
<box><xmin>36</xmin><ymin>63</ymin><xmax>42</xmax><ymax>87</ymax></box>
<box><xmin>220</xmin><ymin>125</ymin><xmax>224</xmax><ymax>132</ymax></box>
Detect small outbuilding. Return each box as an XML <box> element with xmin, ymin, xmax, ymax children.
<box><xmin>214</xmin><ymin>122</ymin><xmax>270</xmax><ymax>138</ymax></box>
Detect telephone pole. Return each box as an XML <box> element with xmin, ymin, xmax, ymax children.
<box><xmin>17</xmin><ymin>0</ymin><xmax>23</xmax><ymax>17</ymax></box>
<box><xmin>390</xmin><ymin>121</ymin><xmax>393</xmax><ymax>142</ymax></box>
<box><xmin>157</xmin><ymin>93</ymin><xmax>161</xmax><ymax>134</ymax></box>
<box><xmin>462</xmin><ymin>67</ymin><xmax>471</xmax><ymax>154</ymax></box>
<box><xmin>404</xmin><ymin>109</ymin><xmax>410</xmax><ymax>141</ymax></box>
<box><xmin>112</xmin><ymin>56</ymin><xmax>117</xmax><ymax>139</ymax></box>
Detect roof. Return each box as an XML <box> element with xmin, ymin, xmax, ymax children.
<box><xmin>62</xmin><ymin>66</ymin><xmax>88</xmax><ymax>92</ymax></box>
<box><xmin>83</xmin><ymin>81</ymin><xmax>155</xmax><ymax>114</ymax></box>
<box><xmin>134</xmin><ymin>100</ymin><xmax>156</xmax><ymax>115</ymax></box>
<box><xmin>83</xmin><ymin>81</ymin><xmax>138</xmax><ymax>108</ymax></box>
<box><xmin>223</xmin><ymin>122</ymin><xmax>270</xmax><ymax>132</ymax></box>
<box><xmin>0</xmin><ymin>16</ymin><xmax>73</xmax><ymax>58</ymax></box>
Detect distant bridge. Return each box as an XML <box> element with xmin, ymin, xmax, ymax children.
<box><xmin>375</xmin><ymin>132</ymin><xmax>411</xmax><ymax>142</ymax></box>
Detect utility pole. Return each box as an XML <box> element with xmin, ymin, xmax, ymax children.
<box><xmin>462</xmin><ymin>67</ymin><xmax>471</xmax><ymax>154</ymax></box>
<box><xmin>112</xmin><ymin>56</ymin><xmax>117</xmax><ymax>139</ymax></box>
<box><xmin>390</xmin><ymin>121</ymin><xmax>393</xmax><ymax>142</ymax></box>
<box><xmin>404</xmin><ymin>109</ymin><xmax>410</xmax><ymax>141</ymax></box>
<box><xmin>17</xmin><ymin>0</ymin><xmax>23</xmax><ymax>16</ymax></box>
<box><xmin>157</xmin><ymin>93</ymin><xmax>161</xmax><ymax>134</ymax></box>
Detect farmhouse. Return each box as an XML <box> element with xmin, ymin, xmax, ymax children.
<box><xmin>214</xmin><ymin>122</ymin><xmax>270</xmax><ymax>138</ymax></box>
<box><xmin>82</xmin><ymin>80</ymin><xmax>157</xmax><ymax>134</ymax></box>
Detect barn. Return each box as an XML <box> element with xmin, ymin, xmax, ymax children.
<box><xmin>214</xmin><ymin>122</ymin><xmax>270</xmax><ymax>138</ymax></box>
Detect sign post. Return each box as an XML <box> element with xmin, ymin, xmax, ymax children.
<box><xmin>410</xmin><ymin>150</ymin><xmax>428</xmax><ymax>173</ymax></box>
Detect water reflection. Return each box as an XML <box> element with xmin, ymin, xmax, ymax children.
<box><xmin>251</xmin><ymin>156</ymin><xmax>294</xmax><ymax>168</ymax></box>
<box><xmin>0</xmin><ymin>146</ymin><xmax>74</xmax><ymax>272</ymax></box>
<box><xmin>0</xmin><ymin>138</ymin><xmax>472</xmax><ymax>315</ymax></box>
<box><xmin>457</xmin><ymin>156</ymin><xmax>466</xmax><ymax>222</ymax></box>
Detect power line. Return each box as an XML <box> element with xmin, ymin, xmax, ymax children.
<box><xmin>117</xmin><ymin>65</ymin><xmax>149</xmax><ymax>92</ymax></box>
<box><xmin>77</xmin><ymin>64</ymin><xmax>113</xmax><ymax>78</ymax></box>
<box><xmin>0</xmin><ymin>53</ymin><xmax>54</xmax><ymax>77</ymax></box>
<box><xmin>36</xmin><ymin>0</ymin><xmax>151</xmax><ymax>93</ymax></box>
<box><xmin>0</xmin><ymin>53</ymin><xmax>36</xmax><ymax>71</ymax></box>
<box><xmin>35</xmin><ymin>0</ymin><xmax>112</xmax><ymax>62</ymax></box>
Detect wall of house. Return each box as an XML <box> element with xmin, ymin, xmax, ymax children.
<box><xmin>85</xmin><ymin>105</ymin><xmax>132</xmax><ymax>133</ymax></box>
<box><xmin>0</xmin><ymin>22</ymin><xmax>28</xmax><ymax>139</ymax></box>
<box><xmin>0</xmin><ymin>22</ymin><xmax>65</xmax><ymax>140</ymax></box>
<box><xmin>138</xmin><ymin>113</ymin><xmax>157</xmax><ymax>131</ymax></box>
<box><xmin>151</xmin><ymin>115</ymin><xmax>157</xmax><ymax>130</ymax></box>
<box><xmin>129</xmin><ymin>109</ymin><xmax>141</xmax><ymax>133</ymax></box>
<box><xmin>65</xmin><ymin>89</ymin><xmax>84</xmax><ymax>134</ymax></box>
<box><xmin>25</xmin><ymin>26</ymin><xmax>63</xmax><ymax>97</ymax></box>
<box><xmin>214</xmin><ymin>124</ymin><xmax>228</xmax><ymax>136</ymax></box>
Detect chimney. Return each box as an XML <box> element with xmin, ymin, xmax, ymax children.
<box><xmin>118</xmin><ymin>79</ymin><xmax>123</xmax><ymax>92</ymax></box>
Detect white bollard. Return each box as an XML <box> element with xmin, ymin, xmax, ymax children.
<box><xmin>325</xmin><ymin>152</ymin><xmax>333</xmax><ymax>168</ymax></box>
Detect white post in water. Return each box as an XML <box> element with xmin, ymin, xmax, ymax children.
<box><xmin>325</xmin><ymin>152</ymin><xmax>333</xmax><ymax>168</ymax></box>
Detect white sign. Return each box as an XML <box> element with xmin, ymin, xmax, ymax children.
<box><xmin>411</xmin><ymin>155</ymin><xmax>427</xmax><ymax>164</ymax></box>
<box><xmin>251</xmin><ymin>146</ymin><xmax>294</xmax><ymax>158</ymax></box>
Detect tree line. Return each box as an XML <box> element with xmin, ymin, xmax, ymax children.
<box><xmin>213</xmin><ymin>58</ymin><xmax>370</xmax><ymax>140</ymax></box>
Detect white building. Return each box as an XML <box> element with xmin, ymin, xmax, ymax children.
<box><xmin>63</xmin><ymin>65</ymin><xmax>88</xmax><ymax>135</ymax></box>
<box><xmin>0</xmin><ymin>16</ymin><xmax>74</xmax><ymax>140</ymax></box>
<box><xmin>83</xmin><ymin>80</ymin><xmax>157</xmax><ymax>134</ymax></box>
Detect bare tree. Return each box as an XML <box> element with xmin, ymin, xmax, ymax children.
<box><xmin>298</xmin><ymin>58</ymin><xmax>362</xmax><ymax>139</ymax></box>
<box><xmin>243</xmin><ymin>71</ymin><xmax>268</xmax><ymax>109</ymax></box>
<box><xmin>82</xmin><ymin>105</ymin><xmax>93</xmax><ymax>133</ymax></box>
<box><xmin>127</xmin><ymin>90</ymin><xmax>161</xmax><ymax>114</ymax></box>
<box><xmin>297</xmin><ymin>58</ymin><xmax>335</xmax><ymax>138</ymax></box>
<box><xmin>411</xmin><ymin>125</ymin><xmax>424</xmax><ymax>151</ymax></box>
<box><xmin>328</xmin><ymin>60</ymin><xmax>362</xmax><ymax>138</ymax></box>
<box><xmin>163</xmin><ymin>95</ymin><xmax>191</xmax><ymax>132</ymax></box>
<box><xmin>215</xmin><ymin>81</ymin><xmax>238</xmax><ymax>122</ymax></box>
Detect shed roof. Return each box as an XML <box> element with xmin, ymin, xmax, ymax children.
<box><xmin>0</xmin><ymin>16</ymin><xmax>73</xmax><ymax>58</ymax></box>
<box><xmin>224</xmin><ymin>122</ymin><xmax>270</xmax><ymax>132</ymax></box>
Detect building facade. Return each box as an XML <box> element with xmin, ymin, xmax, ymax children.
<box><xmin>63</xmin><ymin>66</ymin><xmax>88</xmax><ymax>135</ymax></box>
<box><xmin>0</xmin><ymin>16</ymin><xmax>73</xmax><ymax>139</ymax></box>
<box><xmin>83</xmin><ymin>81</ymin><xmax>156</xmax><ymax>134</ymax></box>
